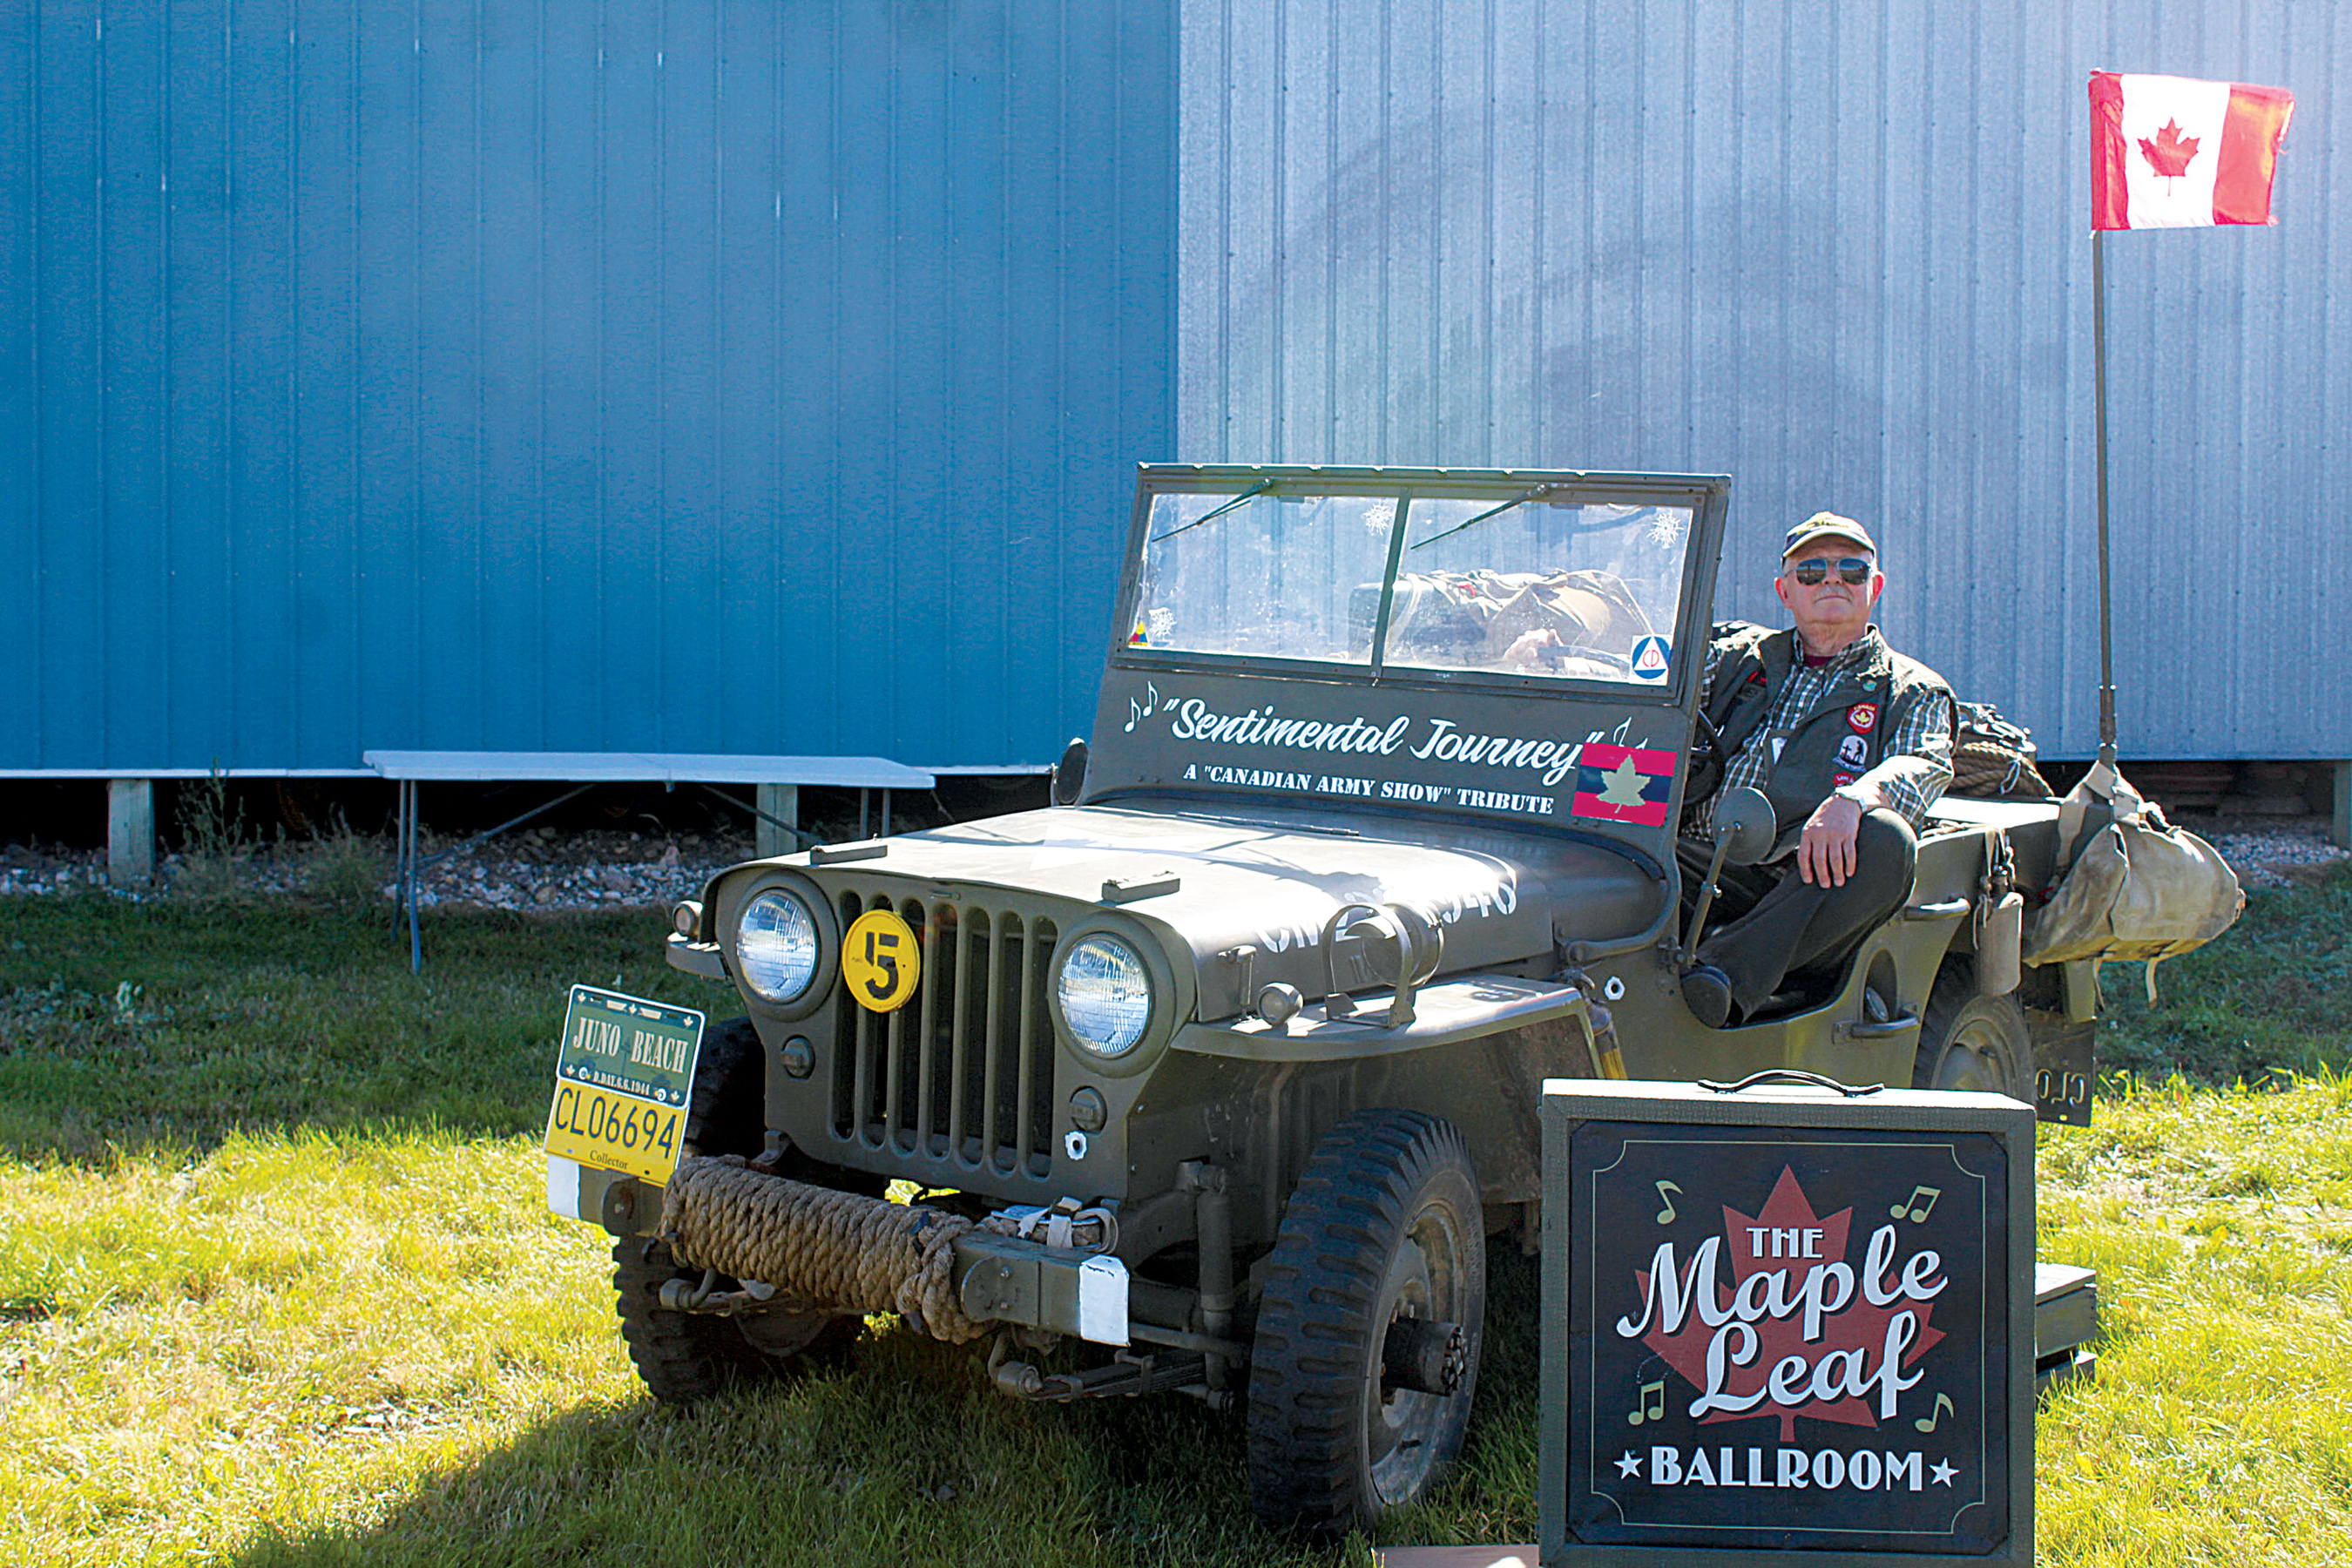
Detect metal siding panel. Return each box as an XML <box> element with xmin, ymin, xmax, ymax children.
<box><xmin>829</xmin><ymin>0</ymin><xmax>896</xmax><ymax>756</ymax></box>
<box><xmin>164</xmin><ymin>1</ymin><xmax>231</xmax><ymax>764</ymax></box>
<box><xmin>536</xmin><ymin>1</ymin><xmax>602</xmax><ymax>752</ymax></box>
<box><xmin>416</xmin><ymin>0</ymin><xmax>485</xmax><ymax>749</ymax></box>
<box><xmin>12</xmin><ymin>0</ymin><xmax>1172</xmax><ymax>772</ymax></box>
<box><xmin>1180</xmin><ymin>0</ymin><xmax>2352</xmax><ymax>760</ymax></box>
<box><xmin>354</xmin><ymin>0</ymin><xmax>419</xmax><ymax>764</ymax></box>
<box><xmin>885</xmin><ymin>1</ymin><xmax>950</xmax><ymax>760</ymax></box>
<box><xmin>224</xmin><ymin>2</ymin><xmax>295</xmax><ymax>764</ymax></box>
<box><xmin>1487</xmin><ymin>0</ymin><xmax>1538</xmax><ymax>466</ymax></box>
<box><xmin>469</xmin><ymin>0</ymin><xmax>544</xmax><ymax>753</ymax></box>
<box><xmin>38</xmin><ymin>5</ymin><xmax>105</xmax><ymax>762</ymax></box>
<box><xmin>0</xmin><ymin>8</ymin><xmax>42</xmax><ymax>758</ymax></box>
<box><xmin>943</xmin><ymin>0</ymin><xmax>1010</xmax><ymax>761</ymax></box>
<box><xmin>711</xmin><ymin>0</ymin><xmax>781</xmax><ymax>756</ymax></box>
<box><xmin>596</xmin><ymin>3</ymin><xmax>661</xmax><ymax>751</ymax></box>
<box><xmin>1000</xmin><ymin>5</ymin><xmax>1073</xmax><ymax>730</ymax></box>
<box><xmin>1054</xmin><ymin>2</ymin><xmax>1136</xmax><ymax>730</ymax></box>
<box><xmin>1386</xmin><ymin>0</ymin><xmax>1435</xmax><ymax>462</ymax></box>
<box><xmin>101</xmin><ymin>8</ymin><xmax>172</xmax><ymax>765</ymax></box>
<box><xmin>1635</xmin><ymin>0</ymin><xmax>1692</xmax><ymax>476</ymax></box>
<box><xmin>658</xmin><ymin>1</ymin><xmax>720</xmax><ymax>755</ymax></box>
<box><xmin>1222</xmin><ymin>0</ymin><xmax>1279</xmax><ymax>458</ymax></box>
<box><xmin>292</xmin><ymin>0</ymin><xmax>361</xmax><ymax>767</ymax></box>
<box><xmin>774</xmin><ymin>0</ymin><xmax>841</xmax><ymax>754</ymax></box>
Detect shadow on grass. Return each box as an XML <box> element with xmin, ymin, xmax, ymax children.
<box><xmin>203</xmin><ymin>1226</ymin><xmax>2139</xmax><ymax>1564</ymax></box>
<box><xmin>215</xmin><ymin>1257</ymin><xmax>1546</xmax><ymax>1568</ymax></box>
<box><xmin>0</xmin><ymin>896</ymin><xmax>690</xmax><ymax>1163</ymax></box>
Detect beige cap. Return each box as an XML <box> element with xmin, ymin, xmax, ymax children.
<box><xmin>1781</xmin><ymin>511</ymin><xmax>1877</xmax><ymax>558</ymax></box>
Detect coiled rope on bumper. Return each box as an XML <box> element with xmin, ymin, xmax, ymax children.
<box><xmin>659</xmin><ymin>1154</ymin><xmax>988</xmax><ymax>1342</ymax></box>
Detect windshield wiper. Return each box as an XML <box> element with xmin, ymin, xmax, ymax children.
<box><xmin>1149</xmin><ymin>478</ymin><xmax>1277</xmax><ymax>543</ymax></box>
<box><xmin>1408</xmin><ymin>483</ymin><xmax>1558</xmax><ymax>551</ymax></box>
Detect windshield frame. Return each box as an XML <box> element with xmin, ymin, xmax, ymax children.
<box><xmin>1109</xmin><ymin>465</ymin><xmax>1730</xmax><ymax>709</ymax></box>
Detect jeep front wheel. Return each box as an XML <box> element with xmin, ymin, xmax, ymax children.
<box><xmin>612</xmin><ymin>1017</ymin><xmax>855</xmax><ymax>1403</ymax></box>
<box><xmin>1247</xmin><ymin>1108</ymin><xmax>1485</xmax><ymax>1535</ymax></box>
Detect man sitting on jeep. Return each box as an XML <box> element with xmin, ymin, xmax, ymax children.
<box><xmin>1678</xmin><ymin>512</ymin><xmax>1957</xmax><ymax>1027</ymax></box>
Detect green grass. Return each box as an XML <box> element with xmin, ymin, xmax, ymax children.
<box><xmin>0</xmin><ymin>901</ymin><xmax>676</xmax><ymax>1160</ymax></box>
<box><xmin>2092</xmin><ymin>867</ymin><xmax>2352</xmax><ymax>1084</ymax></box>
<box><xmin>3</xmin><ymin>881</ymin><xmax>2350</xmax><ymax>1566</ymax></box>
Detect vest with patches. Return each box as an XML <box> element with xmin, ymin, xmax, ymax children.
<box><xmin>1702</xmin><ymin>624</ymin><xmax>1952</xmax><ymax>836</ymax></box>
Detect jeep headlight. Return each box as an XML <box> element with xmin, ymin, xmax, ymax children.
<box><xmin>737</xmin><ymin>889</ymin><xmax>821</xmax><ymax>1004</ymax></box>
<box><xmin>1056</xmin><ymin>934</ymin><xmax>1153</xmax><ymax>1056</ymax></box>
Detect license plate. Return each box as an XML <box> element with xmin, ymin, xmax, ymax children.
<box><xmin>543</xmin><ymin>985</ymin><xmax>706</xmax><ymax>1186</ymax></box>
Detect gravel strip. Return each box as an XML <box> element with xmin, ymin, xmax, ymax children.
<box><xmin>0</xmin><ymin>828</ymin><xmax>760</xmax><ymax>910</ymax></box>
<box><xmin>2</xmin><ymin>821</ymin><xmax>2343</xmax><ymax>904</ymax></box>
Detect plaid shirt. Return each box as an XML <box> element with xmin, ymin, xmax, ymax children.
<box><xmin>1693</xmin><ymin>626</ymin><xmax>1955</xmax><ymax>837</ymax></box>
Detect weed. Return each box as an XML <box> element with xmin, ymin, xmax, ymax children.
<box><xmin>301</xmin><ymin>812</ymin><xmax>391</xmax><ymax>910</ymax></box>
<box><xmin>173</xmin><ymin>767</ymin><xmax>256</xmax><ymax>901</ymax></box>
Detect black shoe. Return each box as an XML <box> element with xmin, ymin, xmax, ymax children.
<box><xmin>1681</xmin><ymin>963</ymin><xmax>1734</xmax><ymax>1029</ymax></box>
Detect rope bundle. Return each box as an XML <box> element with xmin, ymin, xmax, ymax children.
<box><xmin>660</xmin><ymin>1154</ymin><xmax>988</xmax><ymax>1342</ymax></box>
<box><xmin>1949</xmin><ymin>700</ymin><xmax>2054</xmax><ymax>801</ymax></box>
<box><xmin>1950</xmin><ymin>743</ymin><xmax>2053</xmax><ymax>800</ymax></box>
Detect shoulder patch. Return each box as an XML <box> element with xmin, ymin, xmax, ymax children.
<box><xmin>1848</xmin><ymin>703</ymin><xmax>1878</xmax><ymax>733</ymax></box>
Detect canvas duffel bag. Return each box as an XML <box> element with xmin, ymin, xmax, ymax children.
<box><xmin>2022</xmin><ymin>760</ymin><xmax>2244</xmax><ymax>1001</ymax></box>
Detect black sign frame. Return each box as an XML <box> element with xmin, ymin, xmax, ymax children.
<box><xmin>1539</xmin><ymin>1078</ymin><xmax>2036</xmax><ymax>1568</ymax></box>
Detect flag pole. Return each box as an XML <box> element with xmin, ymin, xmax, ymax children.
<box><xmin>2091</xmin><ymin>226</ymin><xmax>2118</xmax><ymax>771</ymax></box>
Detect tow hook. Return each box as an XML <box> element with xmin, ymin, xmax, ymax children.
<box><xmin>1382</xmin><ymin>1316</ymin><xmax>1466</xmax><ymax>1396</ymax></box>
<box><xmin>657</xmin><ymin>1266</ymin><xmax>788</xmax><ymax>1317</ymax></box>
<box><xmin>658</xmin><ymin>1267</ymin><xmax>722</xmax><ymax>1312</ymax></box>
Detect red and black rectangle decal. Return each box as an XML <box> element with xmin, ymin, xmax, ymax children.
<box><xmin>1571</xmin><ymin>744</ymin><xmax>1678</xmax><ymax>826</ymax></box>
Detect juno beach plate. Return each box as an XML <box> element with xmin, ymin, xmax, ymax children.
<box><xmin>543</xmin><ymin>984</ymin><xmax>706</xmax><ymax>1186</ymax></box>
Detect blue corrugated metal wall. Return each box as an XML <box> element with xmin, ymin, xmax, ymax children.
<box><xmin>0</xmin><ymin>1</ymin><xmax>1173</xmax><ymax>774</ymax></box>
<box><xmin>1178</xmin><ymin>0</ymin><xmax>2351</xmax><ymax>761</ymax></box>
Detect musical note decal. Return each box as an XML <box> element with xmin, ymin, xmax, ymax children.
<box><xmin>1627</xmin><ymin>1378</ymin><xmax>1666</xmax><ymax>1427</ymax></box>
<box><xmin>1889</xmin><ymin>1184</ymin><xmax>1941</xmax><ymax>1223</ymax></box>
<box><xmin>1122</xmin><ymin>681</ymin><xmax>1161</xmax><ymax>733</ymax></box>
<box><xmin>1914</xmin><ymin>1391</ymin><xmax>1954</xmax><ymax>1433</ymax></box>
<box><xmin>1653</xmin><ymin>1179</ymin><xmax>1682</xmax><ymax>1225</ymax></box>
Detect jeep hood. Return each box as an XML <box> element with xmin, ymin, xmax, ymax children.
<box><xmin>774</xmin><ymin>801</ymin><xmax>1659</xmax><ymax>1017</ymax></box>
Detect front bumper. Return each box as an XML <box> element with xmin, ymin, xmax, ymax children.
<box><xmin>550</xmin><ymin>1153</ymin><xmax>1131</xmax><ymax>1347</ymax></box>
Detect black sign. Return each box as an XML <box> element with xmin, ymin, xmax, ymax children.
<box><xmin>1541</xmin><ymin>1081</ymin><xmax>2035</xmax><ymax>1568</ymax></box>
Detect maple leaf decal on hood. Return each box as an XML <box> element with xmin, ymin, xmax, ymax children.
<box><xmin>1618</xmin><ymin>1166</ymin><xmax>1948</xmax><ymax>1443</ymax></box>
<box><xmin>2139</xmin><ymin>118</ymin><xmax>2200</xmax><ymax>179</ymax></box>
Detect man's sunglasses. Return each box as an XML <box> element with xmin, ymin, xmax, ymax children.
<box><xmin>1786</xmin><ymin>556</ymin><xmax>1874</xmax><ymax>586</ymax></box>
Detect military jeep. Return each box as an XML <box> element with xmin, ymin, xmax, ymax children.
<box><xmin>551</xmin><ymin>465</ymin><xmax>2097</xmax><ymax>1535</ymax></box>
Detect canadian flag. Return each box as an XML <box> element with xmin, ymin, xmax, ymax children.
<box><xmin>2091</xmin><ymin>72</ymin><xmax>2293</xmax><ymax>230</ymax></box>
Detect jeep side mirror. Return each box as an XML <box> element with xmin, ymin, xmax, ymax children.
<box><xmin>1051</xmin><ymin>737</ymin><xmax>1089</xmax><ymax>807</ymax></box>
<box><xmin>1710</xmin><ymin>787</ymin><xmax>1776</xmax><ymax>868</ymax></box>
<box><xmin>1679</xmin><ymin>787</ymin><xmax>1777</xmax><ymax>971</ymax></box>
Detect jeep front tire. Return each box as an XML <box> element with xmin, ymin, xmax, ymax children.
<box><xmin>1247</xmin><ymin>1108</ymin><xmax>1486</xmax><ymax>1534</ymax></box>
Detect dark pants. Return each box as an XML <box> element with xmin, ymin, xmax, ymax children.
<box><xmin>1684</xmin><ymin>808</ymin><xmax>1918</xmax><ymax>1019</ymax></box>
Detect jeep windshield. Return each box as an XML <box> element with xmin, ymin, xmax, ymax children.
<box><xmin>1091</xmin><ymin>467</ymin><xmax>1728</xmax><ymax>838</ymax></box>
<box><xmin>1130</xmin><ymin>476</ymin><xmax>1700</xmax><ymax>686</ymax></box>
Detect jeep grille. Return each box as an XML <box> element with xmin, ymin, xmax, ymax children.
<box><xmin>828</xmin><ymin>891</ymin><xmax>1060</xmax><ymax>1179</ymax></box>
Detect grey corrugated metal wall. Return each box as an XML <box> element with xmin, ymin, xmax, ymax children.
<box><xmin>1179</xmin><ymin>0</ymin><xmax>2350</xmax><ymax>760</ymax></box>
<box><xmin>0</xmin><ymin>1</ymin><xmax>1173</xmax><ymax>775</ymax></box>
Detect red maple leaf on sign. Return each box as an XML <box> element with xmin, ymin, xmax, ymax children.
<box><xmin>1637</xmin><ymin>1166</ymin><xmax>1945</xmax><ymax>1443</ymax></box>
<box><xmin>2139</xmin><ymin>118</ymin><xmax>2200</xmax><ymax>179</ymax></box>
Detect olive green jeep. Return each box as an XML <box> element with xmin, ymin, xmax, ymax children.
<box><xmin>548</xmin><ymin>466</ymin><xmax>2097</xmax><ymax>1535</ymax></box>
